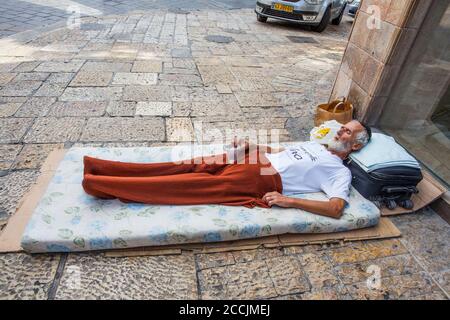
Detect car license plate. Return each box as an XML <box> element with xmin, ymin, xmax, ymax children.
<box><xmin>303</xmin><ymin>15</ymin><xmax>316</xmax><ymax>21</ymax></box>
<box><xmin>272</xmin><ymin>3</ymin><xmax>294</xmax><ymax>13</ymax></box>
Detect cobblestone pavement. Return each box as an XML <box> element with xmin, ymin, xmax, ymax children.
<box><xmin>0</xmin><ymin>6</ymin><xmax>448</xmax><ymax>300</ymax></box>
<box><xmin>0</xmin><ymin>0</ymin><xmax>255</xmax><ymax>38</ymax></box>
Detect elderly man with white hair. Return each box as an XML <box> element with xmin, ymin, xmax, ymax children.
<box><xmin>261</xmin><ymin>120</ymin><xmax>372</xmax><ymax>218</ymax></box>
<box><xmin>83</xmin><ymin>120</ymin><xmax>371</xmax><ymax>220</ymax></box>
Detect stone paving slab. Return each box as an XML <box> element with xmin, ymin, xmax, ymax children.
<box><xmin>34</xmin><ymin>83</ymin><xmax>67</xmax><ymax>97</ymax></box>
<box><xmin>47</xmin><ymin>72</ymin><xmax>75</xmax><ymax>84</ymax></box>
<box><xmin>390</xmin><ymin>208</ymin><xmax>450</xmax><ymax>274</ymax></box>
<box><xmin>135</xmin><ymin>101</ymin><xmax>172</xmax><ymax>116</ymax></box>
<box><xmin>48</xmin><ymin>101</ymin><xmax>107</xmax><ymax>117</ymax></box>
<box><xmin>0</xmin><ymin>118</ymin><xmax>33</xmax><ymax>143</ymax></box>
<box><xmin>326</xmin><ymin>239</ymin><xmax>408</xmax><ymax>265</ymax></box>
<box><xmin>55</xmin><ymin>253</ymin><xmax>198</xmax><ymax>299</ymax></box>
<box><xmin>297</xmin><ymin>286</ymin><xmax>352</xmax><ymax>300</ymax></box>
<box><xmin>198</xmin><ymin>259</ymin><xmax>278</xmax><ymax>299</ymax></box>
<box><xmin>0</xmin><ymin>170</ymin><xmax>39</xmax><ymax>215</ymax></box>
<box><xmin>24</xmin><ymin>117</ymin><xmax>85</xmax><ymax>143</ymax></box>
<box><xmin>232</xmin><ymin>248</ymin><xmax>285</xmax><ymax>264</ymax></box>
<box><xmin>59</xmin><ymin>87</ymin><xmax>123</xmax><ymax>102</ymax></box>
<box><xmin>334</xmin><ymin>254</ymin><xmax>423</xmax><ymax>286</ymax></box>
<box><xmin>81</xmin><ymin>61</ymin><xmax>132</xmax><ymax>73</ymax></box>
<box><xmin>272</xmin><ymin>284</ymin><xmax>351</xmax><ymax>300</ymax></box>
<box><xmin>0</xmin><ymin>102</ymin><xmax>22</xmax><ymax>117</ymax></box>
<box><xmin>106</xmin><ymin>101</ymin><xmax>136</xmax><ymax>117</ymax></box>
<box><xmin>80</xmin><ymin>117</ymin><xmax>165</xmax><ymax>142</ymax></box>
<box><xmin>0</xmin><ymin>80</ymin><xmax>43</xmax><ymax>96</ymax></box>
<box><xmin>0</xmin><ymin>253</ymin><xmax>60</xmax><ymax>299</ymax></box>
<box><xmin>431</xmin><ymin>270</ymin><xmax>450</xmax><ymax>295</ymax></box>
<box><xmin>197</xmin><ymin>65</ymin><xmax>238</xmax><ymax>86</ymax></box>
<box><xmin>123</xmin><ymin>85</ymin><xmax>173</xmax><ymax>102</ymax></box>
<box><xmin>112</xmin><ymin>72</ymin><xmax>158</xmax><ymax>86</ymax></box>
<box><xmin>12</xmin><ymin>61</ymin><xmax>41</xmax><ymax>73</ymax></box>
<box><xmin>35</xmin><ymin>61</ymin><xmax>85</xmax><ymax>73</ymax></box>
<box><xmin>14</xmin><ymin>97</ymin><xmax>56</xmax><ymax>117</ymax></box>
<box><xmin>0</xmin><ymin>144</ymin><xmax>22</xmax><ymax>170</ymax></box>
<box><xmin>13</xmin><ymin>72</ymin><xmax>49</xmax><ymax>82</ymax></box>
<box><xmin>12</xmin><ymin>143</ymin><xmax>64</xmax><ymax>170</ymax></box>
<box><xmin>345</xmin><ymin>272</ymin><xmax>445</xmax><ymax>300</ymax></box>
<box><xmin>0</xmin><ymin>63</ymin><xmax>20</xmax><ymax>73</ymax></box>
<box><xmin>159</xmin><ymin>73</ymin><xmax>203</xmax><ymax>86</ymax></box>
<box><xmin>166</xmin><ymin>117</ymin><xmax>195</xmax><ymax>142</ymax></box>
<box><xmin>0</xmin><ymin>73</ymin><xmax>17</xmax><ymax>85</ymax></box>
<box><xmin>196</xmin><ymin>252</ymin><xmax>236</xmax><ymax>270</ymax></box>
<box><xmin>132</xmin><ymin>60</ymin><xmax>163</xmax><ymax>73</ymax></box>
<box><xmin>265</xmin><ymin>255</ymin><xmax>311</xmax><ymax>296</ymax></box>
<box><xmin>234</xmin><ymin>91</ymin><xmax>283</xmax><ymax>107</ymax></box>
<box><xmin>69</xmin><ymin>71</ymin><xmax>113</xmax><ymax>87</ymax></box>
<box><xmin>297</xmin><ymin>252</ymin><xmax>340</xmax><ymax>290</ymax></box>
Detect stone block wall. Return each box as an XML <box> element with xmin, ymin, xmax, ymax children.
<box><xmin>329</xmin><ymin>0</ymin><xmax>433</xmax><ymax>124</ymax></box>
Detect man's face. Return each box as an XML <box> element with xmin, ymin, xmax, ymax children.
<box><xmin>330</xmin><ymin>120</ymin><xmax>365</xmax><ymax>153</ymax></box>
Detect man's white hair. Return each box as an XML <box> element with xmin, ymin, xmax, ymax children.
<box><xmin>355</xmin><ymin>129</ymin><xmax>370</xmax><ymax>147</ymax></box>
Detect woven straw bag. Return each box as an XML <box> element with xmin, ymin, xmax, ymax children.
<box><xmin>314</xmin><ymin>97</ymin><xmax>354</xmax><ymax>127</ymax></box>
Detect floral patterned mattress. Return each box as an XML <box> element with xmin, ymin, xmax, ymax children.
<box><xmin>21</xmin><ymin>145</ymin><xmax>380</xmax><ymax>253</ymax></box>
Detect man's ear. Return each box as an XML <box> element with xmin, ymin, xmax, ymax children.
<box><xmin>352</xmin><ymin>143</ymin><xmax>363</xmax><ymax>151</ymax></box>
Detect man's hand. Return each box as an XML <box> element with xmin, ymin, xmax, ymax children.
<box><xmin>230</xmin><ymin>138</ymin><xmax>285</xmax><ymax>154</ymax></box>
<box><xmin>263</xmin><ymin>192</ymin><xmax>293</xmax><ymax>208</ymax></box>
<box><xmin>231</xmin><ymin>137</ymin><xmax>251</xmax><ymax>151</ymax></box>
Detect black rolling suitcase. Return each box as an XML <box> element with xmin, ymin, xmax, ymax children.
<box><xmin>344</xmin><ymin>159</ymin><xmax>423</xmax><ymax>210</ymax></box>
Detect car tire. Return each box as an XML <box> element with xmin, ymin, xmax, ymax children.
<box><xmin>312</xmin><ymin>6</ymin><xmax>331</xmax><ymax>33</ymax></box>
<box><xmin>257</xmin><ymin>14</ymin><xmax>268</xmax><ymax>23</ymax></box>
<box><xmin>331</xmin><ymin>4</ymin><xmax>346</xmax><ymax>25</ymax></box>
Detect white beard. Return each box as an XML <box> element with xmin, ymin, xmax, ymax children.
<box><xmin>328</xmin><ymin>139</ymin><xmax>351</xmax><ymax>153</ymax></box>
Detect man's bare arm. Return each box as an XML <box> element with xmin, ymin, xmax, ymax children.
<box><xmin>289</xmin><ymin>197</ymin><xmax>346</xmax><ymax>219</ymax></box>
<box><xmin>262</xmin><ymin>192</ymin><xmax>346</xmax><ymax>219</ymax></box>
<box><xmin>232</xmin><ymin>138</ymin><xmax>285</xmax><ymax>154</ymax></box>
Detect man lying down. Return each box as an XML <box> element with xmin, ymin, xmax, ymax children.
<box><xmin>82</xmin><ymin>120</ymin><xmax>371</xmax><ymax>220</ymax></box>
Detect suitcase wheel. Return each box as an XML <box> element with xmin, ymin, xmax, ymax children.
<box><xmin>399</xmin><ymin>199</ymin><xmax>414</xmax><ymax>210</ymax></box>
<box><xmin>386</xmin><ymin>200</ymin><xmax>397</xmax><ymax>210</ymax></box>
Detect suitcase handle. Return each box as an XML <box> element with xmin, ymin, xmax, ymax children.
<box><xmin>381</xmin><ymin>186</ymin><xmax>418</xmax><ymax>194</ymax></box>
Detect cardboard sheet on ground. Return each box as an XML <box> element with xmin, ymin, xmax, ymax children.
<box><xmin>380</xmin><ymin>170</ymin><xmax>447</xmax><ymax>216</ymax></box>
<box><xmin>104</xmin><ymin>217</ymin><xmax>400</xmax><ymax>257</ymax></box>
<box><xmin>1</xmin><ymin>145</ymin><xmax>384</xmax><ymax>254</ymax></box>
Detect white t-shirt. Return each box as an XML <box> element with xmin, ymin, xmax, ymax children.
<box><xmin>265</xmin><ymin>141</ymin><xmax>352</xmax><ymax>203</ymax></box>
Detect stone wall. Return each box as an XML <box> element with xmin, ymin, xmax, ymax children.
<box><xmin>329</xmin><ymin>0</ymin><xmax>433</xmax><ymax>124</ymax></box>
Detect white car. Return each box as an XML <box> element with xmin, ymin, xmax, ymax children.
<box><xmin>348</xmin><ymin>0</ymin><xmax>360</xmax><ymax>17</ymax></box>
<box><xmin>255</xmin><ymin>0</ymin><xmax>348</xmax><ymax>32</ymax></box>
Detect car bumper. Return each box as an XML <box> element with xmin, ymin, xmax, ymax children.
<box><xmin>255</xmin><ymin>1</ymin><xmax>325</xmax><ymax>25</ymax></box>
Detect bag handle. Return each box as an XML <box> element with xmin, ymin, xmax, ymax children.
<box><xmin>326</xmin><ymin>96</ymin><xmax>347</xmax><ymax>113</ymax></box>
<box><xmin>332</xmin><ymin>102</ymin><xmax>346</xmax><ymax>113</ymax></box>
